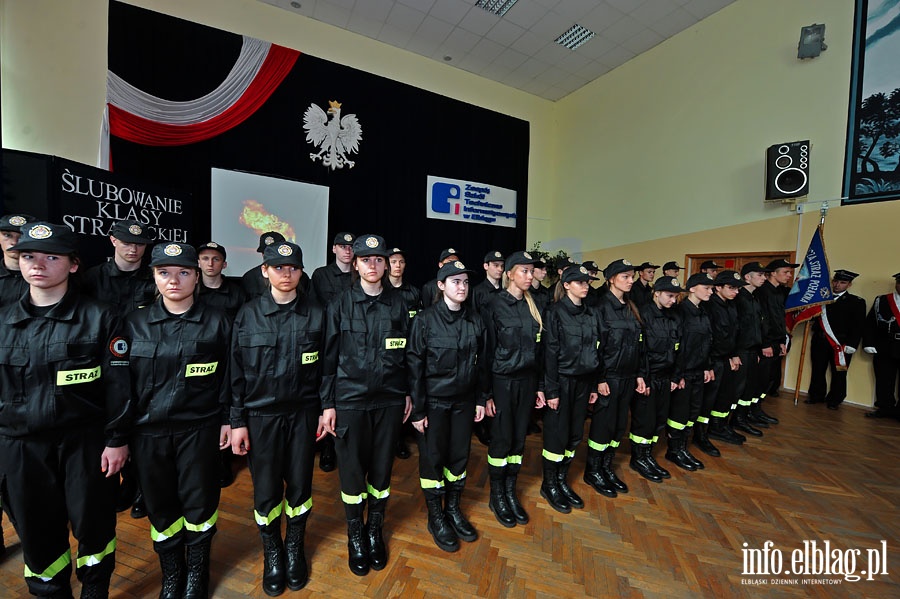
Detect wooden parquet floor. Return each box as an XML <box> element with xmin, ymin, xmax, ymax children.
<box><xmin>2</xmin><ymin>394</ymin><xmax>899</xmax><ymax>598</ymax></box>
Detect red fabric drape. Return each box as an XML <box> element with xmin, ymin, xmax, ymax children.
<box><xmin>108</xmin><ymin>44</ymin><xmax>299</xmax><ymax>147</ymax></box>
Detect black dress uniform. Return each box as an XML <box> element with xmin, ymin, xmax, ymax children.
<box><xmin>420</xmin><ymin>247</ymin><xmax>460</xmax><ymax>308</ymax></box>
<box><xmin>230</xmin><ymin>241</ymin><xmax>322</xmax><ymax>593</ymax></box>
<box><xmin>481</xmin><ymin>251</ymin><xmax>543</xmax><ymax>527</ymax></box>
<box><xmin>862</xmin><ymin>274</ymin><xmax>900</xmax><ymax>417</ymax></box>
<box><xmin>198</xmin><ymin>277</ymin><xmax>247</xmax><ymax>320</ymax></box>
<box><xmin>807</xmin><ymin>271</ymin><xmax>866</xmax><ymax>408</ymax></box>
<box><xmin>531</xmin><ymin>281</ymin><xmax>552</xmax><ymax>312</ymax></box>
<box><xmin>319</xmin><ymin>234</ymin><xmax>410</xmax><ymax>576</ymax></box>
<box><xmin>407</xmin><ymin>261</ymin><xmax>487</xmax><ymax>551</ymax></box>
<box><xmin>756</xmin><ymin>277</ymin><xmax>788</xmax><ymax>400</ymax></box>
<box><xmin>541</xmin><ymin>267</ymin><xmax>601</xmax><ymax>512</ymax></box>
<box><xmin>703</xmin><ymin>273</ymin><xmax>745</xmax><ymax>446</ymax></box>
<box><xmin>80</xmin><ymin>259</ymin><xmax>157</xmax><ymax>315</ymax></box>
<box><xmin>0</xmin><ymin>223</ymin><xmax>130</xmax><ymax>599</ymax></box>
<box><xmin>126</xmin><ymin>243</ymin><xmax>232</xmax><ymax>599</ymax></box>
<box><xmin>584</xmin><ymin>259</ymin><xmax>644</xmax><ymax>498</ymax></box>
<box><xmin>630</xmin><ymin>278</ymin><xmax>653</xmax><ymax>307</ymax></box>
<box><xmin>471</xmin><ymin>277</ymin><xmax>501</xmax><ymax>312</ymax></box>
<box><xmin>729</xmin><ymin>278</ymin><xmax>765</xmax><ymax>440</ymax></box>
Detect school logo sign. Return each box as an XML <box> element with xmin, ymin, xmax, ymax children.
<box><xmin>427</xmin><ymin>175</ymin><xmax>517</xmax><ymax>228</ymax></box>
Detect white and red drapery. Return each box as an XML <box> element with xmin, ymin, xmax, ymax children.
<box><xmin>99</xmin><ymin>36</ymin><xmax>299</xmax><ymax>169</ymax></box>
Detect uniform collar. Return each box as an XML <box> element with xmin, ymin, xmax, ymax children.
<box><xmin>560</xmin><ymin>295</ymin><xmax>586</xmax><ymax>315</ymax></box>
<box><xmin>350</xmin><ymin>281</ymin><xmax>391</xmax><ymax>305</ymax></box>
<box><xmin>105</xmin><ymin>260</ymin><xmax>152</xmax><ymax>279</ymax></box>
<box><xmin>6</xmin><ymin>288</ymin><xmax>79</xmax><ymax>324</ymax></box>
<box><xmin>146</xmin><ymin>297</ymin><xmax>204</xmax><ymax>323</ymax></box>
<box><xmin>260</xmin><ymin>289</ymin><xmax>308</xmax><ymax>316</ymax></box>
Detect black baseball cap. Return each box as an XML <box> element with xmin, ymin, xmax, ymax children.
<box><xmin>352</xmin><ymin>234</ymin><xmax>389</xmax><ymax>258</ymax></box>
<box><xmin>12</xmin><ymin>222</ymin><xmax>78</xmax><ymax>254</ymax></box>
<box><xmin>504</xmin><ymin>250</ymin><xmax>540</xmax><ymax>272</ymax></box>
<box><xmin>685</xmin><ymin>272</ymin><xmax>715</xmax><ymax>289</ymax></box>
<box><xmin>713</xmin><ymin>270</ymin><xmax>743</xmax><ymax>287</ymax></box>
<box><xmin>197</xmin><ymin>242</ymin><xmax>226</xmax><ymax>261</ymax></box>
<box><xmin>637</xmin><ymin>261</ymin><xmax>660</xmax><ymax>271</ymax></box>
<box><xmin>257</xmin><ymin>231</ymin><xmax>286</xmax><ymax>253</ymax></box>
<box><xmin>0</xmin><ymin>213</ymin><xmax>37</xmax><ymax>233</ymax></box>
<box><xmin>437</xmin><ymin>260</ymin><xmax>474</xmax><ymax>281</ymax></box>
<box><xmin>662</xmin><ymin>261</ymin><xmax>683</xmax><ymax>271</ymax></box>
<box><xmin>582</xmin><ymin>260</ymin><xmax>601</xmax><ymax>273</ymax></box>
<box><xmin>603</xmin><ymin>259</ymin><xmax>634</xmax><ymax>280</ymax></box>
<box><xmin>766</xmin><ymin>258</ymin><xmax>800</xmax><ymax>270</ymax></box>
<box><xmin>110</xmin><ymin>219</ymin><xmax>153</xmax><ymax>244</ymax></box>
<box><xmin>561</xmin><ymin>265</ymin><xmax>598</xmax><ymax>283</ymax></box>
<box><xmin>832</xmin><ymin>269</ymin><xmax>858</xmax><ymax>282</ymax></box>
<box><xmin>333</xmin><ymin>232</ymin><xmax>355</xmax><ymax>246</ymax></box>
<box><xmin>149</xmin><ymin>242</ymin><xmax>199</xmax><ymax>269</ymax></box>
<box><xmin>653</xmin><ymin>277</ymin><xmax>685</xmax><ymax>293</ymax></box>
<box><xmin>439</xmin><ymin>247</ymin><xmax>459</xmax><ymax>262</ymax></box>
<box><xmin>741</xmin><ymin>261</ymin><xmax>772</xmax><ymax>276</ymax></box>
<box><xmin>700</xmin><ymin>260</ymin><xmax>722</xmax><ymax>270</ymax></box>
<box><xmin>484</xmin><ymin>250</ymin><xmax>505</xmax><ymax>264</ymax></box>
<box><xmin>263</xmin><ymin>241</ymin><xmax>304</xmax><ymax>268</ymax></box>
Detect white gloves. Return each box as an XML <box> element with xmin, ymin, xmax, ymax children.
<box><xmin>863</xmin><ymin>347</ymin><xmax>877</xmax><ymax>354</ymax></box>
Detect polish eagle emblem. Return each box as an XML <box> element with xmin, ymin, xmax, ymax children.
<box><xmin>303</xmin><ymin>100</ymin><xmax>363</xmax><ymax>170</ymax></box>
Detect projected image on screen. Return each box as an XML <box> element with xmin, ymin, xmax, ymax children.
<box><xmin>211</xmin><ymin>169</ymin><xmax>329</xmax><ymax>277</ymax></box>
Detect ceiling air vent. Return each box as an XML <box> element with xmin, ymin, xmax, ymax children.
<box><xmin>555</xmin><ymin>24</ymin><xmax>596</xmax><ymax>50</ymax></box>
<box><xmin>475</xmin><ymin>0</ymin><xmax>519</xmax><ymax>18</ymax></box>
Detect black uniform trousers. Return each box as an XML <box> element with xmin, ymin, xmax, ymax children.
<box><xmin>542</xmin><ymin>374</ymin><xmax>592</xmax><ymax>461</ymax></box>
<box><xmin>334</xmin><ymin>404</ymin><xmax>405</xmax><ymax>520</ymax></box>
<box><xmin>668</xmin><ymin>371</ymin><xmax>704</xmax><ymax>431</ymax></box>
<box><xmin>735</xmin><ymin>351</ymin><xmax>759</xmax><ymax>408</ymax></box>
<box><xmin>698</xmin><ymin>359</ymin><xmax>727</xmax><ymax>424</ymax></box>
<box><xmin>132</xmin><ymin>423</ymin><xmax>221</xmax><ymax>552</ymax></box>
<box><xmin>709</xmin><ymin>360</ymin><xmax>738</xmax><ymax>418</ymax></box>
<box><xmin>0</xmin><ymin>427</ymin><xmax>117</xmax><ymax>597</ymax></box>
<box><xmin>872</xmin><ymin>353</ymin><xmax>900</xmax><ymax>414</ymax></box>
<box><xmin>808</xmin><ymin>335</ymin><xmax>852</xmax><ymax>406</ymax></box>
<box><xmin>246</xmin><ymin>407</ymin><xmax>318</xmax><ymax>528</ymax></box>
<box><xmin>756</xmin><ymin>353</ymin><xmax>776</xmax><ymax>401</ymax></box>
<box><xmin>588</xmin><ymin>376</ymin><xmax>634</xmax><ymax>451</ymax></box>
<box><xmin>630</xmin><ymin>377</ymin><xmax>671</xmax><ymax>445</ymax></box>
<box><xmin>487</xmin><ymin>372</ymin><xmax>536</xmax><ymax>475</ymax></box>
<box><xmin>416</xmin><ymin>394</ymin><xmax>475</xmax><ymax>498</ymax></box>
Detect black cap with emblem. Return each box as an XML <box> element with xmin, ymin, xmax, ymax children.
<box><xmin>504</xmin><ymin>250</ymin><xmax>540</xmax><ymax>272</ymax></box>
<box><xmin>713</xmin><ymin>270</ymin><xmax>743</xmax><ymax>287</ymax></box>
<box><xmin>0</xmin><ymin>213</ymin><xmax>37</xmax><ymax>233</ymax></box>
<box><xmin>832</xmin><ymin>269</ymin><xmax>859</xmax><ymax>282</ymax></box>
<box><xmin>263</xmin><ymin>241</ymin><xmax>304</xmax><ymax>268</ymax></box>
<box><xmin>685</xmin><ymin>272</ymin><xmax>715</xmax><ymax>289</ymax></box>
<box><xmin>653</xmin><ymin>277</ymin><xmax>685</xmax><ymax>293</ymax></box>
<box><xmin>562</xmin><ymin>265</ymin><xmax>599</xmax><ymax>283</ymax></box>
<box><xmin>257</xmin><ymin>231</ymin><xmax>286</xmax><ymax>253</ymax></box>
<box><xmin>437</xmin><ymin>260</ymin><xmax>474</xmax><ymax>281</ymax></box>
<box><xmin>484</xmin><ymin>250</ymin><xmax>505</xmax><ymax>264</ymax></box>
<box><xmin>11</xmin><ymin>222</ymin><xmax>78</xmax><ymax>254</ymax></box>
<box><xmin>110</xmin><ymin>219</ymin><xmax>153</xmax><ymax>244</ymax></box>
<box><xmin>196</xmin><ymin>242</ymin><xmax>226</xmax><ymax>261</ymax></box>
<box><xmin>333</xmin><ymin>232</ymin><xmax>355</xmax><ymax>246</ymax></box>
<box><xmin>603</xmin><ymin>259</ymin><xmax>634</xmax><ymax>280</ymax></box>
<box><xmin>352</xmin><ymin>234</ymin><xmax>389</xmax><ymax>258</ymax></box>
<box><xmin>149</xmin><ymin>242</ymin><xmax>199</xmax><ymax>269</ymax></box>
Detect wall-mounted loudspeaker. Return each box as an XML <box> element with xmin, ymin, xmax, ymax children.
<box><xmin>765</xmin><ymin>140</ymin><xmax>810</xmax><ymax>201</ymax></box>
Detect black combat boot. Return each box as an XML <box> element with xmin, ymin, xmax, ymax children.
<box><xmin>583</xmin><ymin>449</ymin><xmax>616</xmax><ymax>497</ymax></box>
<box><xmin>445</xmin><ymin>486</ymin><xmax>477</xmax><ymax>541</ymax></box>
<box><xmin>425</xmin><ymin>496</ymin><xmax>459</xmax><ymax>552</ymax></box>
<box><xmin>602</xmin><ymin>449</ymin><xmax>628</xmax><ymax>493</ymax></box>
<box><xmin>489</xmin><ymin>472</ymin><xmax>516</xmax><ymax>526</ymax></box>
<box><xmin>260</xmin><ymin>523</ymin><xmax>286</xmax><ymax>596</ymax></box>
<box><xmin>346</xmin><ymin>518</ymin><xmax>369</xmax><ymax>576</ymax></box>
<box><xmin>505</xmin><ymin>472</ymin><xmax>529</xmax><ymax>524</ymax></box>
<box><xmin>183</xmin><ymin>538</ymin><xmax>212</xmax><ymax>599</ymax></box>
<box><xmin>539</xmin><ymin>459</ymin><xmax>572</xmax><ymax>513</ymax></box>
<box><xmin>629</xmin><ymin>443</ymin><xmax>662</xmax><ymax>483</ymax></box>
<box><xmin>557</xmin><ymin>457</ymin><xmax>584</xmax><ymax>508</ymax></box>
<box><xmin>284</xmin><ymin>514</ymin><xmax>309</xmax><ymax>590</ymax></box>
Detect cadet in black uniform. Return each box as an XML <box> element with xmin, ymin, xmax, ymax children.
<box><xmin>0</xmin><ymin>222</ymin><xmax>130</xmax><ymax>599</ymax></box>
<box><xmin>126</xmin><ymin>242</ymin><xmax>232</xmax><ymax>599</ymax></box>
<box><xmin>420</xmin><ymin>248</ymin><xmax>459</xmax><ymax>308</ymax></box>
<box><xmin>662</xmin><ymin>261</ymin><xmax>684</xmax><ymax>280</ymax></box>
<box><xmin>0</xmin><ymin>213</ymin><xmax>36</xmax><ymax>307</ymax></box>
<box><xmin>666</xmin><ymin>273</ymin><xmax>713</xmax><ymax>471</ymax></box>
<box><xmin>630</xmin><ymin>277</ymin><xmax>684</xmax><ymax>483</ymax></box>
<box><xmin>471</xmin><ymin>251</ymin><xmax>505</xmax><ymax>312</ymax></box>
<box><xmin>387</xmin><ymin>247</ymin><xmax>422</xmax><ymax>460</ymax></box>
<box><xmin>630</xmin><ymin>261</ymin><xmax>658</xmax><ymax>307</ymax></box>
<box><xmin>862</xmin><ymin>272</ymin><xmax>900</xmax><ymax>418</ymax></box>
<box><xmin>702</xmin><ymin>271</ymin><xmax>745</xmax><ymax>451</ymax></box>
<box><xmin>530</xmin><ymin>259</ymin><xmax>552</xmax><ymax>312</ymax></box>
<box><xmin>230</xmin><ymin>241</ymin><xmax>322</xmax><ymax>595</ymax></box>
<box><xmin>583</xmin><ymin>259</ymin><xmax>645</xmax><ymax>498</ymax></box>
<box><xmin>582</xmin><ymin>260</ymin><xmax>605</xmax><ymax>307</ymax></box>
<box><xmin>699</xmin><ymin>260</ymin><xmax>722</xmax><ymax>278</ymax></box>
<box><xmin>242</xmin><ymin>232</ymin><xmax>312</xmax><ymax>300</ymax></box>
<box><xmin>408</xmin><ymin>260</ymin><xmax>487</xmax><ymax>552</ymax></box>
<box><xmin>481</xmin><ymin>251</ymin><xmax>544</xmax><ymax>527</ymax></box>
<box><xmin>805</xmin><ymin>270</ymin><xmax>866</xmax><ymax>410</ymax></box>
<box><xmin>540</xmin><ymin>266</ymin><xmax>601</xmax><ymax>513</ymax></box>
<box><xmin>756</xmin><ymin>259</ymin><xmax>798</xmax><ymax>409</ymax></box>
<box><xmin>318</xmin><ymin>234</ymin><xmax>412</xmax><ymax>576</ymax></box>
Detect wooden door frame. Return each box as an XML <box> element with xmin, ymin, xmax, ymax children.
<box><xmin>685</xmin><ymin>251</ymin><xmax>797</xmax><ymax>275</ymax></box>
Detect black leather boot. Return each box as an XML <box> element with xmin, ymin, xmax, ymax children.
<box><xmin>505</xmin><ymin>473</ymin><xmax>529</xmax><ymax>524</ymax></box>
<box><xmin>665</xmin><ymin>431</ymin><xmax>697</xmax><ymax>471</ymax></box>
<box><xmin>540</xmin><ymin>459</ymin><xmax>572</xmax><ymax>513</ymax></box>
<box><xmin>130</xmin><ymin>490</ymin><xmax>147</xmax><ymax>519</ymax></box>
<box><xmin>602</xmin><ymin>449</ymin><xmax>628</xmax><ymax>493</ymax></box>
<box><xmin>366</xmin><ymin>511</ymin><xmax>387</xmax><ymax>571</ymax></box>
<box><xmin>679</xmin><ymin>433</ymin><xmax>704</xmax><ymax>470</ymax></box>
<box><xmin>346</xmin><ymin>518</ymin><xmax>369</xmax><ymax>576</ymax></box>
<box><xmin>260</xmin><ymin>524</ymin><xmax>286</xmax><ymax>596</ymax></box>
<box><xmin>752</xmin><ymin>402</ymin><xmax>779</xmax><ymax>424</ymax></box>
<box><xmin>694</xmin><ymin>422</ymin><xmax>722</xmax><ymax>458</ymax></box>
<box><xmin>557</xmin><ymin>458</ymin><xmax>584</xmax><ymax>508</ymax></box>
<box><xmin>646</xmin><ymin>443</ymin><xmax>670</xmax><ymax>479</ymax></box>
<box><xmin>583</xmin><ymin>450</ymin><xmax>616</xmax><ymax>497</ymax></box>
<box><xmin>79</xmin><ymin>580</ymin><xmax>110</xmax><ymax>599</ymax></box>
<box><xmin>489</xmin><ymin>474</ymin><xmax>517</xmax><ymax>526</ymax></box>
<box><xmin>183</xmin><ymin>538</ymin><xmax>212</xmax><ymax>599</ymax></box>
<box><xmin>158</xmin><ymin>544</ymin><xmax>186</xmax><ymax>599</ymax></box>
<box><xmin>445</xmin><ymin>487</ymin><xmax>477</xmax><ymax>541</ymax></box>
<box><xmin>629</xmin><ymin>444</ymin><xmax>662</xmax><ymax>483</ymax></box>
<box><xmin>705</xmin><ymin>418</ymin><xmax>738</xmax><ymax>448</ymax></box>
<box><xmin>284</xmin><ymin>514</ymin><xmax>309</xmax><ymax>591</ymax></box>
<box><xmin>732</xmin><ymin>406</ymin><xmax>763</xmax><ymax>437</ymax></box>
<box><xmin>426</xmin><ymin>496</ymin><xmax>459</xmax><ymax>552</ymax></box>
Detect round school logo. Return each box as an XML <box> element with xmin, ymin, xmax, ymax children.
<box><xmin>454</xmin><ymin>261</ymin><xmax>465</xmax><ymax>269</ymax></box>
<box><xmin>448</xmin><ymin>248</ymin><xmax>456</xmax><ymax>254</ymax></box>
<box><xmin>277</xmin><ymin>244</ymin><xmax>293</xmax><ymax>256</ymax></box>
<box><xmin>29</xmin><ymin>224</ymin><xmax>52</xmax><ymax>239</ymax></box>
<box><xmin>733</xmin><ymin>273</ymin><xmax>741</xmax><ymax>280</ymax></box>
<box><xmin>706</xmin><ymin>273</ymin><xmax>714</xmax><ymax>280</ymax></box>
<box><xmin>671</xmin><ymin>278</ymin><xmax>679</xmax><ymax>286</ymax></box>
<box><xmin>494</xmin><ymin>251</ymin><xmax>502</xmax><ymax>258</ymax></box>
<box><xmin>164</xmin><ymin>244</ymin><xmax>183</xmax><ymax>256</ymax></box>
<box><xmin>622</xmin><ymin>259</ymin><xmax>632</xmax><ymax>266</ymax></box>
<box><xmin>343</xmin><ymin>234</ymin><xmax>353</xmax><ymax>242</ymax></box>
<box><xmin>264</xmin><ymin>236</ymin><xmax>275</xmax><ymax>246</ymax></box>
<box><xmin>391</xmin><ymin>247</ymin><xmax>402</xmax><ymax>254</ymax></box>
<box><xmin>9</xmin><ymin>215</ymin><xmax>26</xmax><ymax>227</ymax></box>
<box><xmin>580</xmin><ymin>266</ymin><xmax>588</xmax><ymax>274</ymax></box>
<box><xmin>523</xmin><ymin>252</ymin><xmax>532</xmax><ymax>259</ymax></box>
<box><xmin>109</xmin><ymin>337</ymin><xmax>129</xmax><ymax>358</ymax></box>
<box><xmin>365</xmin><ymin>236</ymin><xmax>379</xmax><ymax>248</ymax></box>
<box><xmin>207</xmin><ymin>242</ymin><xmax>219</xmax><ymax>248</ymax></box>
<box><xmin>128</xmin><ymin>224</ymin><xmax>143</xmax><ymax>236</ymax></box>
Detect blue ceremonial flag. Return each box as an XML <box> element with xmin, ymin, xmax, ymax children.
<box><xmin>785</xmin><ymin>225</ymin><xmax>833</xmax><ymax>312</ymax></box>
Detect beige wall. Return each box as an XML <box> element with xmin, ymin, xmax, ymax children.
<box><xmin>0</xmin><ymin>0</ymin><xmax>556</xmax><ymax>242</ymax></box>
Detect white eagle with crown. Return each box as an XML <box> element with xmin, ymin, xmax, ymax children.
<box><xmin>303</xmin><ymin>100</ymin><xmax>363</xmax><ymax>170</ymax></box>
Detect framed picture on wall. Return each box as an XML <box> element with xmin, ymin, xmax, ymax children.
<box><xmin>843</xmin><ymin>0</ymin><xmax>900</xmax><ymax>205</ymax></box>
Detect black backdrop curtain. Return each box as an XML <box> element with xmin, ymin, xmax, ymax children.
<box><xmin>107</xmin><ymin>1</ymin><xmax>530</xmax><ymax>286</ymax></box>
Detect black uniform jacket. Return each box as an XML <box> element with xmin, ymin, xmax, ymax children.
<box><xmin>630</xmin><ymin>280</ymin><xmax>653</xmax><ymax>308</ymax></box>
<box><xmin>863</xmin><ymin>292</ymin><xmax>900</xmax><ymax>358</ymax></box>
<box><xmin>756</xmin><ymin>279</ymin><xmax>787</xmax><ymax>351</ymax></box>
<box><xmin>638</xmin><ymin>301</ymin><xmax>680</xmax><ymax>381</ymax></box>
<box><xmin>595</xmin><ymin>292</ymin><xmax>645</xmax><ymax>382</ymax></box>
<box><xmin>0</xmin><ymin>290</ymin><xmax>131</xmax><ymax>445</ymax></box>
<box><xmin>407</xmin><ymin>299</ymin><xmax>488</xmax><ymax>421</ymax></box>
<box><xmin>126</xmin><ymin>299</ymin><xmax>232</xmax><ymax>427</ymax></box>
<box><xmin>81</xmin><ymin>260</ymin><xmax>156</xmax><ymax>316</ymax></box>
<box><xmin>734</xmin><ymin>287</ymin><xmax>763</xmax><ymax>352</ymax></box>
<box><xmin>310</xmin><ymin>262</ymin><xmax>351</xmax><ymax>307</ymax></box>
<box><xmin>0</xmin><ymin>263</ymin><xmax>28</xmax><ymax>308</ymax></box>
<box><xmin>242</xmin><ymin>265</ymin><xmax>310</xmax><ymax>299</ymax></box>
<box><xmin>199</xmin><ymin>276</ymin><xmax>248</xmax><ymax>321</ymax></box>
<box><xmin>673</xmin><ymin>298</ymin><xmax>712</xmax><ymax>377</ymax></box>
<box><xmin>482</xmin><ymin>290</ymin><xmax>544</xmax><ymax>391</ymax></box>
<box><xmin>392</xmin><ymin>280</ymin><xmax>422</xmax><ymax>319</ymax></box>
<box><xmin>531</xmin><ymin>283</ymin><xmax>551</xmax><ymax>313</ymax></box>
<box><xmin>814</xmin><ymin>292</ymin><xmax>865</xmax><ymax>349</ymax></box>
<box><xmin>471</xmin><ymin>278</ymin><xmax>501</xmax><ymax>313</ymax></box>
<box><xmin>230</xmin><ymin>292</ymin><xmax>324</xmax><ymax>428</ymax></box>
<box><xmin>420</xmin><ymin>278</ymin><xmax>440</xmax><ymax>308</ymax></box>
<box><xmin>705</xmin><ymin>293</ymin><xmax>739</xmax><ymax>360</ymax></box>
<box><xmin>542</xmin><ymin>296</ymin><xmax>601</xmax><ymax>399</ymax></box>
<box><xmin>320</xmin><ymin>283</ymin><xmax>411</xmax><ymax>410</ymax></box>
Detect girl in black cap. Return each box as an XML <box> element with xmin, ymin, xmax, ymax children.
<box><xmin>407</xmin><ymin>260</ymin><xmax>487</xmax><ymax>551</ymax></box>
<box><xmin>480</xmin><ymin>250</ymin><xmax>544</xmax><ymax>527</ymax></box>
<box><xmin>126</xmin><ymin>242</ymin><xmax>232</xmax><ymax>599</ymax></box>
<box><xmin>318</xmin><ymin>234</ymin><xmax>412</xmax><ymax>576</ymax></box>
<box><xmin>0</xmin><ymin>222</ymin><xmax>130</xmax><ymax>599</ymax></box>
<box><xmin>540</xmin><ymin>265</ymin><xmax>601</xmax><ymax>513</ymax></box>
<box><xmin>230</xmin><ymin>241</ymin><xmax>322</xmax><ymax>595</ymax></box>
<box><xmin>583</xmin><ymin>259</ymin><xmax>646</xmax><ymax>498</ymax></box>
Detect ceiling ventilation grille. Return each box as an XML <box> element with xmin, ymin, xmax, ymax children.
<box><xmin>475</xmin><ymin>0</ymin><xmax>519</xmax><ymax>18</ymax></box>
<box><xmin>555</xmin><ymin>24</ymin><xmax>596</xmax><ymax>50</ymax></box>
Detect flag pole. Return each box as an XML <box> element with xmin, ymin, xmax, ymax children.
<box><xmin>793</xmin><ymin>202</ymin><xmax>829</xmax><ymax>406</ymax></box>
